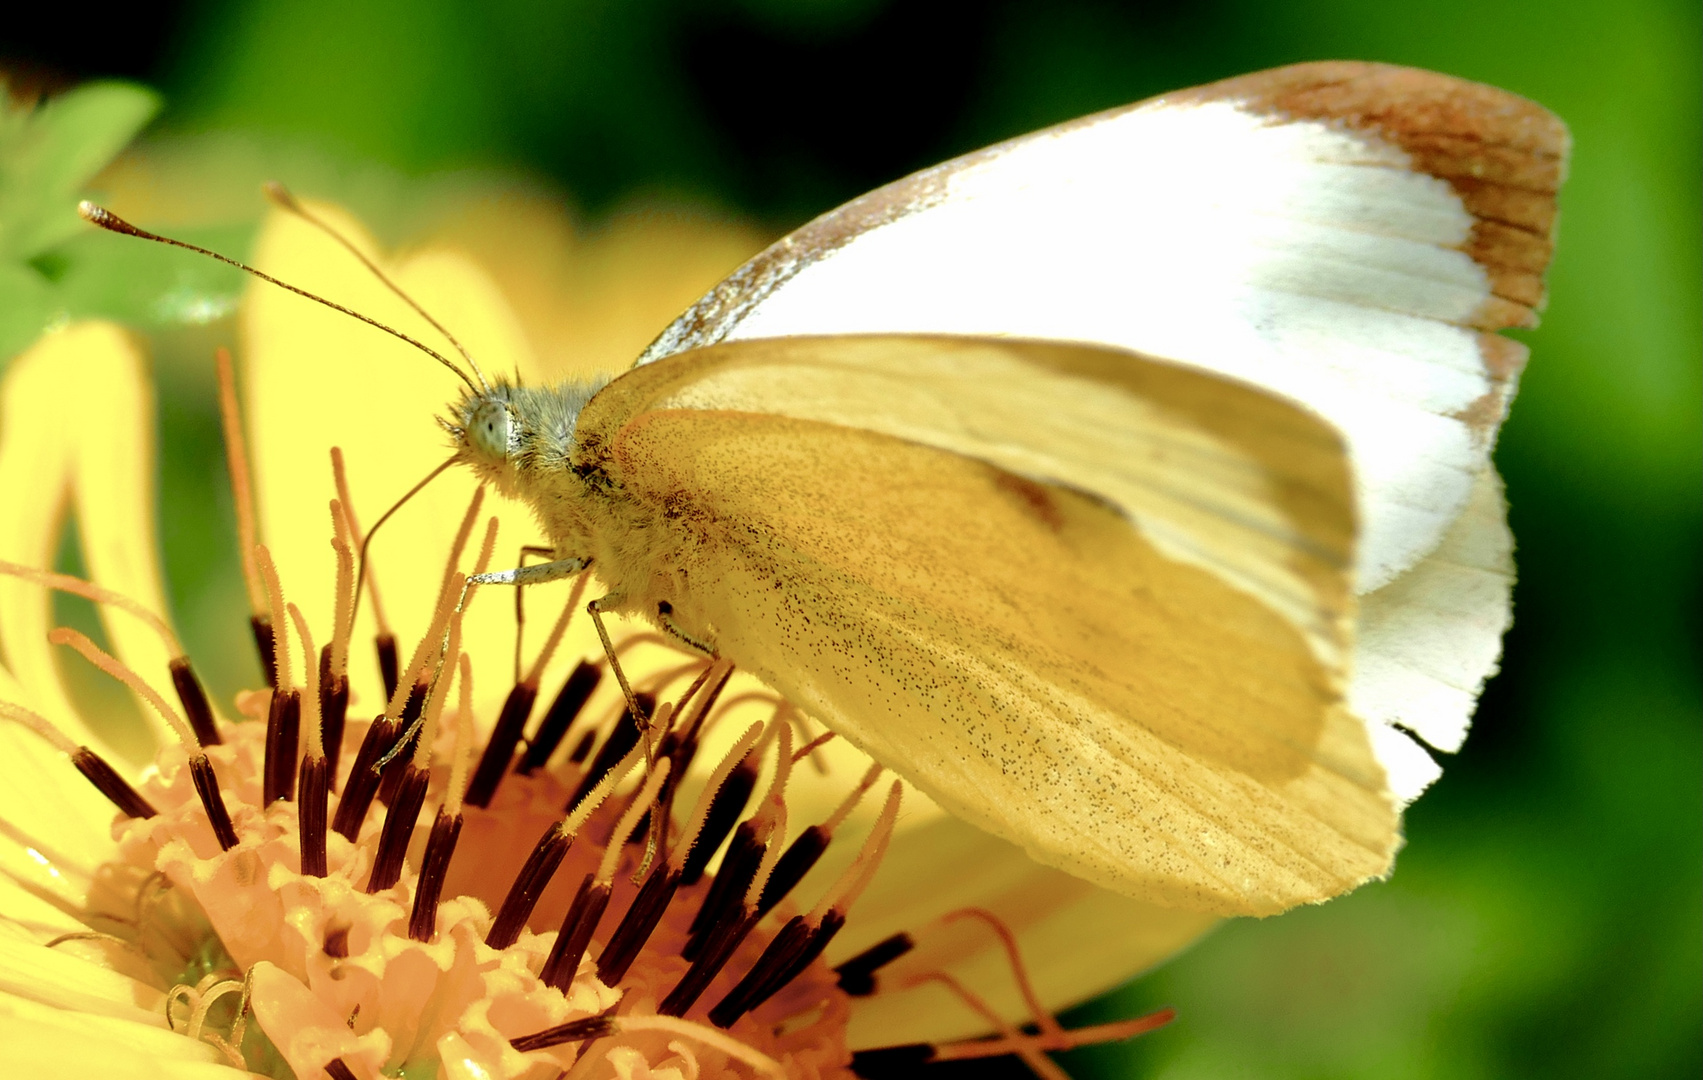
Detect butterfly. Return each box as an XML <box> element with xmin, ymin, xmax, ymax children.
<box><xmin>88</xmin><ymin>60</ymin><xmax>1568</xmax><ymax>918</ymax></box>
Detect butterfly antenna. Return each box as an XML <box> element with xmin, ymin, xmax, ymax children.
<box><xmin>77</xmin><ymin>201</ymin><xmax>480</xmax><ymax>394</ymax></box>
<box><xmin>351</xmin><ymin>454</ymin><xmax>461</xmax><ymax>631</ymax></box>
<box><xmin>262</xmin><ymin>182</ymin><xmax>492</xmax><ymax>394</ymax></box>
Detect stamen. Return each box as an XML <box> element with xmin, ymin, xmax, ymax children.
<box><xmin>293</xmin><ymin>605</ymin><xmax>325</xmax><ymax>759</ymax></box>
<box><xmin>48</xmin><ymin>628</ymin><xmax>197</xmax><ymax>749</ymax></box>
<box><xmin>673</xmin><ymin>660</ymin><xmax>735</xmax><ymax>745</ymax></box>
<box><xmin>597</xmin><ymin>720</ymin><xmax>764</xmax><ymax>987</ymax></box>
<box><xmin>490</xmin><ymin>743</ymin><xmax>646</xmax><ymax>951</ymax></box>
<box><xmin>368</xmin><ymin>600</ymin><xmax>467</xmax><ymax>895</ymax></box>
<box><xmin>927</xmin><ymin>1009</ymin><xmax>1175</xmax><ymax>1063</ymax></box>
<box><xmin>262</xmin><ymin>690</ymin><xmax>301</xmax><ymax>806</ymax></box>
<box><xmin>462</xmin><ymin>677</ymin><xmax>541</xmax><ymax>809</ymax></box>
<box><xmin>833</xmin><ymin>933</ymin><xmax>914</xmax><ymax>996</ymax></box>
<box><xmin>376</xmin><ymin>634</ymin><xmax>400</xmax><ymax>703</ymax></box>
<box><xmin>254</xmin><ymin>545</ymin><xmax>293</xmax><ymax>690</ymax></box>
<box><xmin>330</xmin><ymin>716</ymin><xmax>398</xmax><ymax>841</ymax></box>
<box><xmin>508</xmin><ymin>1009</ymin><xmax>618</xmax><ymax>1052</ymax></box>
<box><xmin>0</xmin><ymin>701</ymin><xmax>157</xmax><ymax>818</ymax></box>
<box><xmin>322</xmin><ymin>508</ymin><xmax>355</xmax><ymax>772</ymax></box>
<box><xmin>317</xmin><ymin>645</ymin><xmax>350</xmax><ymax>779</ymax></box>
<box><xmin>791</xmin><ymin>729</ymin><xmax>836</xmax><ymax>763</ymax></box>
<box><xmin>679</xmin><ymin>732</ymin><xmax>761</xmax><ymax>886</ymax></box>
<box><xmin>213</xmin><ymin>348</ymin><xmax>268</xmax><ymax>663</ymax></box>
<box><xmin>539</xmin><ymin>872</ymin><xmax>609</xmax><ymax>989</ymax></box>
<box><xmin>681</xmin><ymin>723</ymin><xmax>787</xmax><ymax>958</ymax></box>
<box><xmin>371</xmin><ymin>498</ymin><xmax>492</xmax><ymax>795</ymax></box>
<box><xmin>708</xmin><ymin>781</ymin><xmax>900</xmax><ymax>1028</ymax></box>
<box><xmin>168</xmin><ymin>658</ymin><xmax>222</xmax><ymax>747</ymax></box>
<box><xmin>676</xmin><ymin>722</ymin><xmax>766</xmax><ymax>876</ymax></box>
<box><xmin>757</xmin><ymin>763</ymin><xmax>884</xmax><ymax>919</ymax></box>
<box><xmin>259</xmin><ymin>577</ymin><xmax>303</xmax><ymax>804</ymax></box>
<box><xmin>942</xmin><ymin>907</ymin><xmax>1061</xmax><ymax>1040</ymax></box>
<box><xmin>909</xmin><ymin>971</ymin><xmax>1069</xmax><ymax>1080</ymax></box>
<box><xmin>325</xmin><ymin>1060</ymin><xmax>359</xmax><ymax>1080</ymax></box>
<box><xmin>296</xmin><ymin>756</ymin><xmax>330</xmax><ymax>877</ymax></box>
<box><xmin>0</xmin><ymin>560</ymin><xmax>184</xmax><ymax>654</ymax></box>
<box><xmin>662</xmin><ymin>727</ymin><xmax>795</xmax><ymax>1014</ymax></box>
<box><xmin>407</xmin><ymin>806</ymin><xmax>463</xmax><ymax>941</ymax></box>
<box><xmin>594</xmin><ymin>758</ymin><xmax>672</xmax><ymax>888</ymax></box>
<box><xmin>515</xmin><ymin>660</ymin><xmax>601</xmax><ymax>775</ymax></box>
<box><xmin>289</xmin><ymin>604</ymin><xmax>329</xmax><ymax>876</ymax></box>
<box><xmin>566</xmin><ymin>693</ymin><xmax>652</xmax><ymax>808</ymax></box>
<box><xmin>366</xmin><ymin>762</ymin><xmax>430</xmax><ymax>892</ymax></box>
<box><xmin>331</xmin><ymin>448</ymin><xmax>393</xmax><ymax>642</ymax></box>
<box><xmin>534</xmin><ymin>756</ymin><xmax>670</xmax><ymax>976</ymax></box>
<box><xmin>446</xmin><ymin>654</ymin><xmax>475</xmax><ymax>818</ymax></box>
<box><xmin>188</xmin><ymin>755</ymin><xmax>240</xmax><ymax>850</ymax></box>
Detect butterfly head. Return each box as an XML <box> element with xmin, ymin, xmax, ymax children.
<box><xmin>446</xmin><ymin>376</ymin><xmax>610</xmax><ymax>498</ymax></box>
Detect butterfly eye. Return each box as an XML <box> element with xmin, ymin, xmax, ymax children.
<box><xmin>468</xmin><ymin>401</ymin><xmax>514</xmax><ymax>461</ymax></box>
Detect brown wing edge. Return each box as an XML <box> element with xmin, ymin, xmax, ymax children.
<box><xmin>635</xmin><ymin>62</ymin><xmax>1567</xmax><ymax>372</ymax></box>
<box><xmin>1171</xmin><ymin>61</ymin><xmax>1570</xmax><ymax>332</ymax></box>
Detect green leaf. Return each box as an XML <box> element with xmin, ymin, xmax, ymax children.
<box><xmin>0</xmin><ymin>81</ymin><xmax>161</xmax><ymax>262</ymax></box>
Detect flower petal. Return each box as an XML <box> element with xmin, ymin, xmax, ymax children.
<box><xmin>0</xmin><ymin>321</ymin><xmax>174</xmax><ymax>753</ymax></box>
<box><xmin>0</xmin><ymin>988</ymin><xmax>245</xmax><ymax>1078</ymax></box>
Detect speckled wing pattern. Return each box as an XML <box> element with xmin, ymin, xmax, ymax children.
<box><xmin>628</xmin><ymin>60</ymin><xmax>1565</xmax><ymax>824</ymax></box>
<box><xmin>575</xmin><ymin>335</ymin><xmax>1392</xmax><ymax>914</ymax></box>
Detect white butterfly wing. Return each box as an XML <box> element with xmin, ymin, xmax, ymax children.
<box><xmin>577</xmin><ymin>335</ymin><xmax>1393</xmax><ymax>914</ymax></box>
<box><xmin>636</xmin><ymin>61</ymin><xmax>1567</xmax><ymax>599</ymax></box>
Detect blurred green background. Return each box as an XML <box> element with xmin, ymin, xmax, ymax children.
<box><xmin>3</xmin><ymin>1</ymin><xmax>1698</xmax><ymax>1078</ymax></box>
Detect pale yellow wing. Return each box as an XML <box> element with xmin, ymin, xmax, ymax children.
<box><xmin>577</xmin><ymin>335</ymin><xmax>1396</xmax><ymax>915</ymax></box>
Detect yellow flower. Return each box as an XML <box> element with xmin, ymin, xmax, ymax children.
<box><xmin>0</xmin><ymin>193</ymin><xmax>1211</xmax><ymax>1078</ymax></box>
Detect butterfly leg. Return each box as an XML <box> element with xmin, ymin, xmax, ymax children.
<box><xmin>509</xmin><ymin>545</ymin><xmax>558</xmax><ymax>684</ymax></box>
<box><xmin>655</xmin><ymin>600</ymin><xmax>718</xmax><ymax>657</ymax></box>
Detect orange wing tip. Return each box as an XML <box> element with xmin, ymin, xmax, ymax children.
<box><xmin>1182</xmin><ymin>61</ymin><xmax>1570</xmax><ymax>332</ymax></box>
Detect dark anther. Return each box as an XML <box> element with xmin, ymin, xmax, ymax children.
<box><xmin>683</xmin><ymin>820</ymin><xmax>765</xmax><ymax>961</ymax></box>
<box><xmin>710</xmin><ymin>910</ymin><xmax>847</xmax><ymax>1028</ymax></box>
<box><xmin>331</xmin><ymin>716</ymin><xmax>397</xmax><ymax>841</ymax></box>
<box><xmin>366</xmin><ymin>765</ymin><xmax>429</xmax><ymax>892</ymax></box>
<box><xmin>756</xmin><ymin>825</ymin><xmax>830</xmax><ymax>919</ymax></box>
<box><xmin>833</xmin><ymin>932</ymin><xmax>914</xmax><ymax>996</ymax></box>
<box><xmin>318</xmin><ymin>645</ymin><xmax>350</xmax><ymax>777</ymax></box>
<box><xmin>567</xmin><ymin>729</ymin><xmax>596</xmax><ymax>765</ymax></box>
<box><xmin>297</xmin><ymin>755</ymin><xmax>330</xmax><ymax>877</ymax></box>
<box><xmin>849</xmin><ymin>1044</ymin><xmax>936</xmax><ymax>1076</ymax></box>
<box><xmin>250</xmin><ymin>615</ymin><xmax>277</xmax><ymax>689</ymax></box>
<box><xmin>462</xmin><ymin>680</ymin><xmax>539</xmax><ymax>809</ymax></box>
<box><xmin>168</xmin><ymin>657</ymin><xmax>221</xmax><ymax>746</ymax></box>
<box><xmin>541</xmin><ymin>875</ymin><xmax>611</xmax><ymax>990</ymax></box>
<box><xmin>322</xmin><ymin>922</ymin><xmax>351</xmax><ymax>958</ymax></box>
<box><xmin>595</xmin><ymin>863</ymin><xmax>681</xmax><ymax>986</ymax></box>
<box><xmin>659</xmin><ymin>909</ymin><xmax>758</xmax><ymax>1017</ymax></box>
<box><xmin>325</xmin><ymin>1058</ymin><xmax>361</xmax><ymax>1080</ymax></box>
<box><xmin>486</xmin><ymin>823</ymin><xmax>572</xmax><ymax>949</ymax></box>
<box><xmin>509</xmin><ymin>1009</ymin><xmax>618</xmax><ymax>1053</ymax></box>
<box><xmin>679</xmin><ymin>752</ymin><xmax>758</xmax><ymax>886</ymax></box>
<box><xmin>375</xmin><ymin>632</ymin><xmax>400</xmax><ymax>702</ymax></box>
<box><xmin>71</xmin><ymin>748</ymin><xmax>156</xmax><ymax>818</ymax></box>
<box><xmin>517</xmin><ymin>662</ymin><xmax>600</xmax><ymax>775</ymax></box>
<box><xmin>409</xmin><ymin>808</ymin><xmax>464</xmax><ymax>941</ymax></box>
<box><xmin>567</xmin><ymin>693</ymin><xmax>653</xmax><ymax>808</ymax></box>
<box><xmin>377</xmin><ymin>684</ymin><xmax>427</xmax><ymax>805</ymax></box>
<box><xmin>189</xmin><ymin>754</ymin><xmax>239</xmax><ymax>850</ymax></box>
<box><xmin>262</xmin><ymin>689</ymin><xmax>301</xmax><ymax>806</ymax></box>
